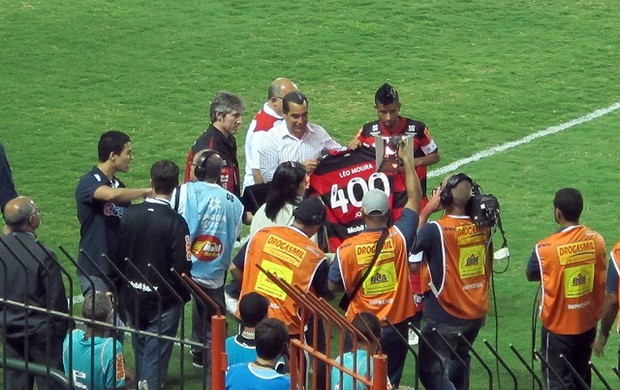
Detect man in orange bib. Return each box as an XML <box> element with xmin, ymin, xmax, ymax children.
<box><xmin>593</xmin><ymin>241</ymin><xmax>620</xmax><ymax>372</ymax></box>
<box><xmin>526</xmin><ymin>188</ymin><xmax>606</xmax><ymax>390</ymax></box>
<box><xmin>411</xmin><ymin>173</ymin><xmax>492</xmax><ymax>390</ymax></box>
<box><xmin>328</xmin><ymin>142</ymin><xmax>421</xmax><ymax>389</ymax></box>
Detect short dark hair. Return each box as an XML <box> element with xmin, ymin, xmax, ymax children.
<box><xmin>209</xmin><ymin>92</ymin><xmax>245</xmax><ymax>123</ymax></box>
<box><xmin>255</xmin><ymin>318</ymin><xmax>288</xmax><ymax>360</ymax></box>
<box><xmin>194</xmin><ymin>150</ymin><xmax>223</xmax><ymax>183</ymax></box>
<box><xmin>352</xmin><ymin>312</ymin><xmax>381</xmax><ymax>344</ymax></box>
<box><xmin>554</xmin><ymin>187</ymin><xmax>583</xmax><ymax>222</ymax></box>
<box><xmin>374</xmin><ymin>83</ymin><xmax>399</xmax><ymax>106</ymax></box>
<box><xmin>239</xmin><ymin>292</ymin><xmax>269</xmax><ymax>328</ymax></box>
<box><xmin>98</xmin><ymin>130</ymin><xmax>130</xmax><ymax>162</ymax></box>
<box><xmin>150</xmin><ymin>160</ymin><xmax>179</xmax><ymax>195</ymax></box>
<box><xmin>282</xmin><ymin>91</ymin><xmax>308</xmax><ymax>114</ymax></box>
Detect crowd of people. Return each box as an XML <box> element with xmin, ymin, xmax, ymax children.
<box><xmin>0</xmin><ymin>79</ymin><xmax>619</xmax><ymax>390</ymax></box>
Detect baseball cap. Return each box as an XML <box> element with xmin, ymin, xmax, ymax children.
<box><xmin>293</xmin><ymin>197</ymin><xmax>326</xmax><ymax>225</ymax></box>
<box><xmin>362</xmin><ymin>189</ymin><xmax>390</xmax><ymax>216</ymax></box>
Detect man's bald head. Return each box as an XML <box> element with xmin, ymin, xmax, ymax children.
<box><xmin>268</xmin><ymin>78</ymin><xmax>298</xmax><ymax>116</ymax></box>
<box><xmin>3</xmin><ymin>196</ymin><xmax>40</xmax><ymax>232</ymax></box>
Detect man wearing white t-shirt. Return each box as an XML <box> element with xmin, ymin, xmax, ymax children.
<box><xmin>243</xmin><ymin>78</ymin><xmax>297</xmax><ymax>189</ymax></box>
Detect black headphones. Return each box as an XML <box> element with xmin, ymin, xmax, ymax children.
<box><xmin>439</xmin><ymin>173</ymin><xmax>474</xmax><ymax>207</ymax></box>
<box><xmin>194</xmin><ymin>149</ymin><xmax>220</xmax><ymax>181</ymax></box>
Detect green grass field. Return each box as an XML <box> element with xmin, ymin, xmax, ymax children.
<box><xmin>2</xmin><ymin>0</ymin><xmax>620</xmax><ymax>388</ymax></box>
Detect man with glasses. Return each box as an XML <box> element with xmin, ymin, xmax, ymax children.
<box><xmin>0</xmin><ymin>196</ymin><xmax>70</xmax><ymax>390</ymax></box>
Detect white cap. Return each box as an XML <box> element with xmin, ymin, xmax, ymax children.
<box><xmin>362</xmin><ymin>189</ymin><xmax>390</xmax><ymax>216</ymax></box>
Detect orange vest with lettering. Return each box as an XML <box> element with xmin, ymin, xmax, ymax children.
<box><xmin>239</xmin><ymin>226</ymin><xmax>326</xmax><ymax>335</ymax></box>
<box><xmin>536</xmin><ymin>225</ymin><xmax>606</xmax><ymax>335</ymax></box>
<box><xmin>337</xmin><ymin>227</ymin><xmax>414</xmax><ymax>326</ymax></box>
<box><xmin>608</xmin><ymin>242</ymin><xmax>620</xmax><ymax>334</ymax></box>
<box><xmin>429</xmin><ymin>216</ymin><xmax>491</xmax><ymax>319</ymax></box>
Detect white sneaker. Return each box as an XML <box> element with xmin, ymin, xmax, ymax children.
<box><xmin>408</xmin><ymin>328</ymin><xmax>419</xmax><ymax>346</ymax></box>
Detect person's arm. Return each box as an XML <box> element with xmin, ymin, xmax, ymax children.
<box><xmin>525</xmin><ymin>249</ymin><xmax>541</xmax><ymax>281</ymax></box>
<box><xmin>41</xmin><ymin>249</ymin><xmax>71</xmax><ymax>335</ymax></box>
<box><xmin>259</xmin><ymin>133</ymin><xmax>280</xmax><ymax>182</ymax></box>
<box><xmin>251</xmin><ymin>169</ymin><xmax>264</xmax><ymax>184</ymax></box>
<box><xmin>399</xmin><ymin>140</ymin><xmax>422</xmax><ymax>213</ymax></box>
<box><xmin>409</xmin><ymin>223</ymin><xmax>434</xmax><ymax>274</ymax></box>
<box><xmin>418</xmin><ymin>187</ymin><xmax>442</xmax><ymax>227</ymax></box>
<box><xmin>249</xmin><ymin>128</ymin><xmax>266</xmax><ymax>184</ymax></box>
<box><xmin>594</xmin><ymin>261</ymin><xmax>620</xmax><ymax>356</ymax></box>
<box><xmin>415</xmin><ymin>151</ymin><xmax>440</xmax><ymax>168</ymax></box>
<box><xmin>171</xmin><ymin>221</ymin><xmax>192</xmax><ymax>276</ymax></box>
<box><xmin>93</xmin><ymin>186</ymin><xmax>151</xmax><ymax>204</ymax></box>
<box><xmin>0</xmin><ymin>143</ymin><xmax>17</xmax><ymax>213</ymax></box>
<box><xmin>230</xmin><ymin>241</ymin><xmax>249</xmax><ymax>283</ymax></box>
<box><xmin>311</xmin><ymin>260</ymin><xmax>334</xmax><ymax>300</ymax></box>
<box><xmin>327</xmin><ymin>252</ymin><xmax>344</xmax><ymax>293</ymax></box>
<box><xmin>415</xmin><ymin>126</ymin><xmax>440</xmax><ymax>168</ymax></box>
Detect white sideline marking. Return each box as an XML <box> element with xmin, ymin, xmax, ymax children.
<box><xmin>427</xmin><ymin>102</ymin><xmax>620</xmax><ymax>178</ymax></box>
<box><xmin>70</xmin><ymin>102</ymin><xmax>619</xmax><ymax>304</ymax></box>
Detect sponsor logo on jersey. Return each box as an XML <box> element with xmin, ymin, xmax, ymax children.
<box><xmin>191</xmin><ymin>234</ymin><xmax>224</xmax><ymax>262</ymax></box>
<box><xmin>263</xmin><ymin>235</ymin><xmax>307</xmax><ymax>267</ymax></box>
<box><xmin>557</xmin><ymin>240</ymin><xmax>596</xmax><ymax>265</ymax></box>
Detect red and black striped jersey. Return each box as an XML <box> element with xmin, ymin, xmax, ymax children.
<box><xmin>357</xmin><ymin>117</ymin><xmax>438</xmax><ymax>197</ymax></box>
<box><xmin>308</xmin><ymin>146</ymin><xmax>404</xmax><ymax>252</ymax></box>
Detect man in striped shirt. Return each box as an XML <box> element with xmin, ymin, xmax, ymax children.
<box><xmin>259</xmin><ymin>91</ymin><xmax>345</xmax><ymax>182</ymax></box>
<box><xmin>242</xmin><ymin>78</ymin><xmax>297</xmax><ymax>189</ymax></box>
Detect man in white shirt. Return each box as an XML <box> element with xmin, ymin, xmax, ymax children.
<box><xmin>259</xmin><ymin>91</ymin><xmax>345</xmax><ymax>182</ymax></box>
<box><xmin>243</xmin><ymin>78</ymin><xmax>297</xmax><ymax>189</ymax></box>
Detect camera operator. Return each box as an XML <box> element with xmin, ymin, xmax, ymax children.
<box><xmin>409</xmin><ymin>173</ymin><xmax>493</xmax><ymax>390</ymax></box>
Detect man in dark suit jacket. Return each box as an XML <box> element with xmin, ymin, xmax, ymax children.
<box><xmin>0</xmin><ymin>196</ymin><xmax>70</xmax><ymax>390</ymax></box>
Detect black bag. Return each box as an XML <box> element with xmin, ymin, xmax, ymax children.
<box><xmin>338</xmin><ymin>228</ymin><xmax>389</xmax><ymax>311</ymax></box>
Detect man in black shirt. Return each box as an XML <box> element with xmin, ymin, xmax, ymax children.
<box><xmin>75</xmin><ymin>130</ymin><xmax>150</xmax><ymax>294</ymax></box>
<box><xmin>0</xmin><ymin>196</ymin><xmax>70</xmax><ymax>390</ymax></box>
<box><xmin>118</xmin><ymin>160</ymin><xmax>192</xmax><ymax>390</ymax></box>
<box><xmin>184</xmin><ymin>92</ymin><xmax>245</xmax><ymax>197</ymax></box>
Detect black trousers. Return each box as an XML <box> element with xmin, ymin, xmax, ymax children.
<box><xmin>540</xmin><ymin>326</ymin><xmax>596</xmax><ymax>390</ymax></box>
<box><xmin>4</xmin><ymin>334</ymin><xmax>63</xmax><ymax>390</ymax></box>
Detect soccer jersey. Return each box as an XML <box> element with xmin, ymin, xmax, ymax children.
<box><xmin>357</xmin><ymin>117</ymin><xmax>438</xmax><ymax>198</ymax></box>
<box><xmin>226</xmin><ymin>363</ymin><xmax>290</xmax><ymax>390</ymax></box>
<box><xmin>185</xmin><ymin>125</ymin><xmax>241</xmax><ymax>196</ymax></box>
<box><xmin>225</xmin><ymin>335</ymin><xmax>258</xmax><ymax>367</ymax></box>
<box><xmin>75</xmin><ymin>166</ymin><xmax>130</xmax><ymax>278</ymax></box>
<box><xmin>174</xmin><ymin>181</ymin><xmax>244</xmax><ymax>288</ymax></box>
<box><xmin>309</xmin><ymin>147</ymin><xmax>399</xmax><ymax>251</ymax></box>
<box><xmin>63</xmin><ymin>329</ymin><xmax>125</xmax><ymax>390</ymax></box>
<box><xmin>331</xmin><ymin>349</ymin><xmax>372</xmax><ymax>390</ymax></box>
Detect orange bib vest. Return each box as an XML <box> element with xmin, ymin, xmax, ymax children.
<box><xmin>609</xmin><ymin>242</ymin><xmax>620</xmax><ymax>334</ymax></box>
<box><xmin>427</xmin><ymin>216</ymin><xmax>491</xmax><ymax>320</ymax></box>
<box><xmin>536</xmin><ymin>225</ymin><xmax>606</xmax><ymax>335</ymax></box>
<box><xmin>239</xmin><ymin>226</ymin><xmax>326</xmax><ymax>335</ymax></box>
<box><xmin>336</xmin><ymin>226</ymin><xmax>414</xmax><ymax>326</ymax></box>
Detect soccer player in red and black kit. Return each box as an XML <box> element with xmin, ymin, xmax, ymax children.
<box><xmin>348</xmin><ymin>83</ymin><xmax>440</xmax><ymax>210</ymax></box>
<box><xmin>349</xmin><ymin>83</ymin><xmax>441</xmax><ymax>340</ymax></box>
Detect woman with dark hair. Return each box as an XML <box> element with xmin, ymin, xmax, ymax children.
<box><xmin>250</xmin><ymin>161</ymin><xmax>307</xmax><ymax>235</ymax></box>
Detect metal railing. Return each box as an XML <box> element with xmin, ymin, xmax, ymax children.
<box><xmin>1</xmin><ymin>233</ymin><xmax>619</xmax><ymax>389</ymax></box>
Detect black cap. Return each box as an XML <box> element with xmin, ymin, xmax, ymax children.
<box><xmin>293</xmin><ymin>198</ymin><xmax>326</xmax><ymax>226</ymax></box>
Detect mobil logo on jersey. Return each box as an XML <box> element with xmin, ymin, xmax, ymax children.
<box><xmin>191</xmin><ymin>234</ymin><xmax>223</xmax><ymax>262</ymax></box>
